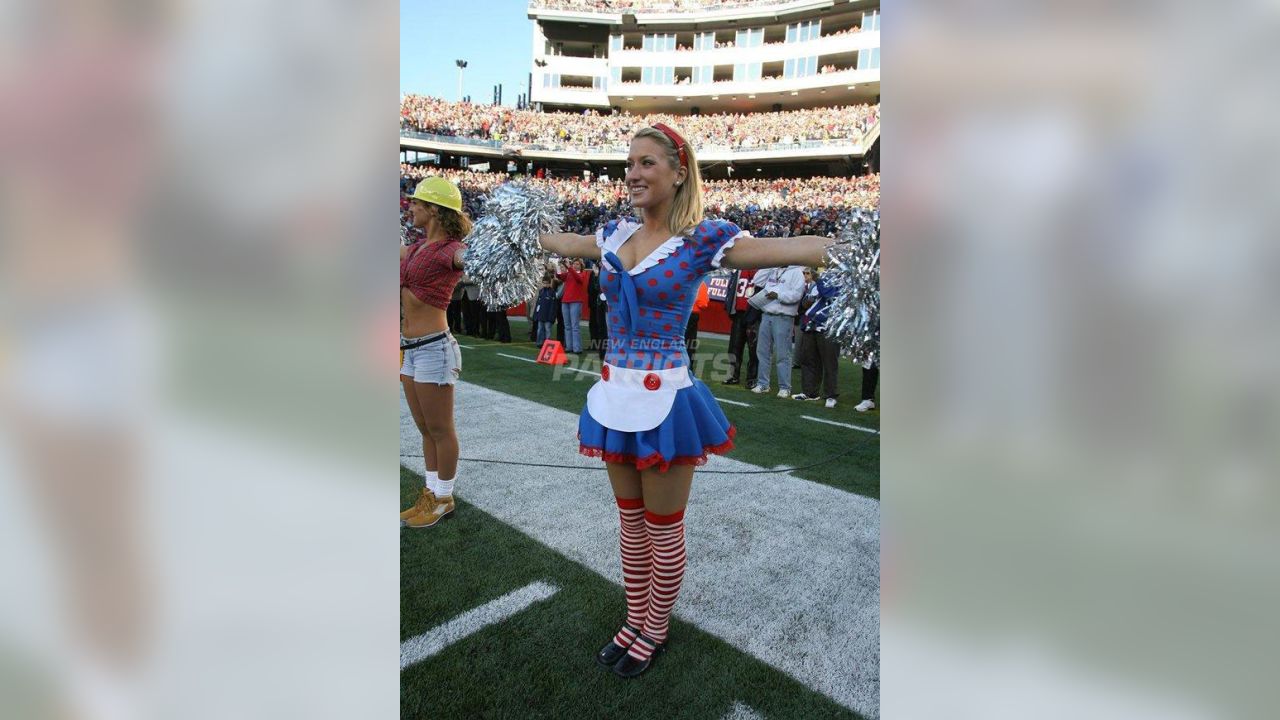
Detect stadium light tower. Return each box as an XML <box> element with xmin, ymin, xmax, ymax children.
<box><xmin>455</xmin><ymin>59</ymin><xmax>468</xmax><ymax>102</ymax></box>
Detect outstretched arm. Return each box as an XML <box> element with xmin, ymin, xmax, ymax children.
<box><xmin>540</xmin><ymin>232</ymin><xmax>602</xmax><ymax>261</ymax></box>
<box><xmin>721</xmin><ymin>234</ymin><xmax>832</xmax><ymax>271</ymax></box>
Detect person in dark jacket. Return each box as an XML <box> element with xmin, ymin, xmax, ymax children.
<box><xmin>587</xmin><ymin>262</ymin><xmax>610</xmax><ymax>359</ymax></box>
<box><xmin>791</xmin><ymin>270</ymin><xmax>840</xmax><ymax>406</ymax></box>
<box><xmin>533</xmin><ymin>278</ymin><xmax>558</xmax><ymax>346</ymax></box>
<box><xmin>721</xmin><ymin>268</ymin><xmax>760</xmax><ymax>387</ymax></box>
<box><xmin>447</xmin><ymin>283</ymin><xmax>464</xmax><ymax>333</ymax></box>
<box><xmin>460</xmin><ymin>278</ymin><xmax>482</xmax><ymax>337</ymax></box>
<box><xmin>684</xmin><ymin>280</ymin><xmax>710</xmax><ymax>364</ymax></box>
<box><xmin>486</xmin><ymin>301</ymin><xmax>511</xmax><ymax>343</ymax></box>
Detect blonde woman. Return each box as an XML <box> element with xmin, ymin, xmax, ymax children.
<box><xmin>399</xmin><ymin>177</ymin><xmax>471</xmax><ymax>528</ymax></box>
<box><xmin>538</xmin><ymin>124</ymin><xmax>838</xmax><ymax>678</ymax></box>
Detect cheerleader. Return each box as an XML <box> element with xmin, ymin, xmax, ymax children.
<box><xmin>538</xmin><ymin>124</ymin><xmax>838</xmax><ymax>678</ymax></box>
<box><xmin>399</xmin><ymin>177</ymin><xmax>471</xmax><ymax>528</ymax></box>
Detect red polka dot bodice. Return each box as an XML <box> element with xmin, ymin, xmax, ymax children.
<box><xmin>597</xmin><ymin>219</ymin><xmax>742</xmax><ymax>372</ymax></box>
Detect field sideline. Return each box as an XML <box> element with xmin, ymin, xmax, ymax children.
<box><xmin>401</xmin><ymin>326</ymin><xmax>879</xmax><ymax>719</ymax></box>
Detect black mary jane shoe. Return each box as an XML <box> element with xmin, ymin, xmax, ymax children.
<box><xmin>722</xmin><ymin>377</ymin><xmax>740</xmax><ymax>385</ymax></box>
<box><xmin>595</xmin><ymin>624</ymin><xmax>640</xmax><ymax>669</ymax></box>
<box><xmin>611</xmin><ymin>635</ymin><xmax>666</xmax><ymax>679</ymax></box>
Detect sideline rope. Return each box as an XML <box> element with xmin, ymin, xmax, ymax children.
<box><xmin>399</xmin><ymin>441</ymin><xmax>867</xmax><ymax>475</ymax></box>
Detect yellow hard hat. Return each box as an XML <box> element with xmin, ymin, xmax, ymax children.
<box><xmin>409</xmin><ymin>176</ymin><xmax>463</xmax><ymax>213</ymax></box>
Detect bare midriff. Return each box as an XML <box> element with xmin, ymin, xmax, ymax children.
<box><xmin>401</xmin><ymin>288</ymin><xmax>449</xmax><ymax>338</ymax></box>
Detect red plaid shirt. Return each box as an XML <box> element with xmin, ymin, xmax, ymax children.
<box><xmin>401</xmin><ymin>238</ymin><xmax>465</xmax><ymax>310</ymax></box>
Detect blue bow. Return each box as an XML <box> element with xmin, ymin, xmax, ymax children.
<box><xmin>603</xmin><ymin>251</ymin><xmax>639</xmax><ymax>334</ymax></box>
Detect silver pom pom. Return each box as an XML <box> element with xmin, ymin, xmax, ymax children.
<box><xmin>461</xmin><ymin>182</ymin><xmax>563</xmax><ymax>309</ymax></box>
<box><xmin>822</xmin><ymin>208</ymin><xmax>880</xmax><ymax>366</ymax></box>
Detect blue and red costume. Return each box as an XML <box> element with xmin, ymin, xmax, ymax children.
<box><xmin>578</xmin><ymin>217</ymin><xmax>750</xmax><ymax>471</ymax></box>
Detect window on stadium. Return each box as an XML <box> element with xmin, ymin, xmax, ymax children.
<box><xmin>856</xmin><ymin>47</ymin><xmax>880</xmax><ymax>70</ymax></box>
<box><xmin>784</xmin><ymin>57</ymin><xmax>818</xmax><ymax>79</ymax></box>
<box><xmin>643</xmin><ymin>33</ymin><xmax>675</xmax><ymax>52</ymax></box>
<box><xmin>734</xmin><ymin>62</ymin><xmax>762</xmax><ymax>82</ymax></box>
<box><xmin>641</xmin><ymin>66</ymin><xmax>674</xmax><ymax>85</ymax></box>
<box><xmin>786</xmin><ymin>20</ymin><xmax>821</xmax><ymax>45</ymax></box>
<box><xmin>862</xmin><ymin>10</ymin><xmax>880</xmax><ymax>32</ymax></box>
<box><xmin>610</xmin><ymin>34</ymin><xmax>622</xmax><ymax>51</ymax></box>
<box><xmin>735</xmin><ymin>28</ymin><xmax>763</xmax><ymax>48</ymax></box>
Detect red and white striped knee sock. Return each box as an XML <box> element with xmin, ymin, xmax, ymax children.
<box><xmin>628</xmin><ymin>508</ymin><xmax>686</xmax><ymax>661</ymax></box>
<box><xmin>612</xmin><ymin>497</ymin><xmax>650</xmax><ymax>648</ymax></box>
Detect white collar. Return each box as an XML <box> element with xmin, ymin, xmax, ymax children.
<box><xmin>601</xmin><ymin>219</ymin><xmax>686</xmax><ymax>275</ymax></box>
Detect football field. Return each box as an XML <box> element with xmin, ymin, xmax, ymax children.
<box><xmin>401</xmin><ymin>324</ymin><xmax>880</xmax><ymax>719</ymax></box>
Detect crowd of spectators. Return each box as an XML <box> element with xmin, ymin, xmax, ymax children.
<box><xmin>401</xmin><ymin>96</ymin><xmax>879</xmax><ymax>151</ymax></box>
<box><xmin>692</xmin><ymin>26</ymin><xmax>861</xmax><ymax>50</ymax></box>
<box><xmin>824</xmin><ymin>26</ymin><xmax>864</xmax><ymax>38</ymax></box>
<box><xmin>401</xmin><ymin>167</ymin><xmax>878</xmax><ymax>240</ymax></box>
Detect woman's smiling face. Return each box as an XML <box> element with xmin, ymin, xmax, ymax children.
<box><xmin>625</xmin><ymin>136</ymin><xmax>680</xmax><ymax>209</ymax></box>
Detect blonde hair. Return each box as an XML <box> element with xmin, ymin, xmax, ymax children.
<box><xmin>633</xmin><ymin>126</ymin><xmax>703</xmax><ymax>236</ymax></box>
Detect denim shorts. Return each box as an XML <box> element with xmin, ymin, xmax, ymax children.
<box><xmin>400</xmin><ymin>332</ymin><xmax>461</xmax><ymax>385</ymax></box>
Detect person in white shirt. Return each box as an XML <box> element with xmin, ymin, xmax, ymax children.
<box><xmin>750</xmin><ymin>264</ymin><xmax>806</xmax><ymax>397</ymax></box>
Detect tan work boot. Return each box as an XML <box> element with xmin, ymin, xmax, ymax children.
<box><xmin>400</xmin><ymin>487</ymin><xmax>436</xmax><ymax>521</ymax></box>
<box><xmin>404</xmin><ymin>493</ymin><xmax>455</xmax><ymax>528</ymax></box>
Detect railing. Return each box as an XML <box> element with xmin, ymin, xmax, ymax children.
<box><xmin>614</xmin><ymin>28</ymin><xmax>867</xmax><ymax>58</ymax></box>
<box><xmin>612</xmin><ymin>66</ymin><xmax>867</xmax><ymax>90</ymax></box>
<box><xmin>530</xmin><ymin>0</ymin><xmax>822</xmax><ymax>15</ymax></box>
<box><xmin>400</xmin><ymin>131</ymin><xmax>506</xmax><ymax>150</ymax></box>
<box><xmin>401</xmin><ymin>129</ymin><xmax>871</xmax><ymax>156</ymax></box>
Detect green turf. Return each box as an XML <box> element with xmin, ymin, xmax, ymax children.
<box><xmin>400</xmin><ymin>467</ymin><xmax>865</xmax><ymax>720</ymax></box>
<box><xmin>446</xmin><ymin>323</ymin><xmax>880</xmax><ymax>499</ymax></box>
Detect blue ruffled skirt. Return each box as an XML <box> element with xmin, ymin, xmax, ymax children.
<box><xmin>578</xmin><ymin>378</ymin><xmax>736</xmax><ymax>472</ymax></box>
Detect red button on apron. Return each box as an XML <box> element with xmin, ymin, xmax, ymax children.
<box><xmin>643</xmin><ymin>373</ymin><xmax>661</xmax><ymax>391</ymax></box>
<box><xmin>601</xmin><ymin>365</ymin><xmax>611</xmax><ymax>381</ymax></box>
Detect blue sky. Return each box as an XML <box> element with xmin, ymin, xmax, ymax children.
<box><xmin>401</xmin><ymin>0</ymin><xmax>535</xmax><ymax>106</ymax></box>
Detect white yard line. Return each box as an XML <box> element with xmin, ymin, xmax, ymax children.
<box><xmin>557</xmin><ymin>365</ymin><xmax>601</xmax><ymax>377</ymax></box>
<box><xmin>400</xmin><ymin>581</ymin><xmax>559</xmax><ymax>670</ymax></box>
<box><xmin>456</xmin><ymin>343</ymin><xmax>476</xmax><ymax>349</ymax></box>
<box><xmin>800</xmin><ymin>415</ymin><xmax>880</xmax><ymax>435</ymax></box>
<box><xmin>496</xmin><ymin>352</ymin><xmax>537</xmax><ymax>364</ymax></box>
<box><xmin>721</xmin><ymin>702</ymin><xmax>767</xmax><ymax>720</ymax></box>
<box><xmin>714</xmin><ymin>397</ymin><xmax>751</xmax><ymax>407</ymax></box>
<box><xmin>496</xmin><ymin>351</ymin><xmax>602</xmax><ymax>377</ymax></box>
<box><xmin>401</xmin><ymin>382</ymin><xmax>880</xmax><ymax>717</ymax></box>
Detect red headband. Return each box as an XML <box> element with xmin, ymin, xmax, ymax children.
<box><xmin>651</xmin><ymin>123</ymin><xmax>688</xmax><ymax>168</ymax></box>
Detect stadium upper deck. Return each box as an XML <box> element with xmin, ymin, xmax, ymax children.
<box><xmin>527</xmin><ymin>0</ymin><xmax>878</xmax><ymax>116</ymax></box>
<box><xmin>399</xmin><ymin>1</ymin><xmax>879</xmax><ymax>178</ymax></box>
<box><xmin>399</xmin><ymin>97</ymin><xmax>878</xmax><ymax>178</ymax></box>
